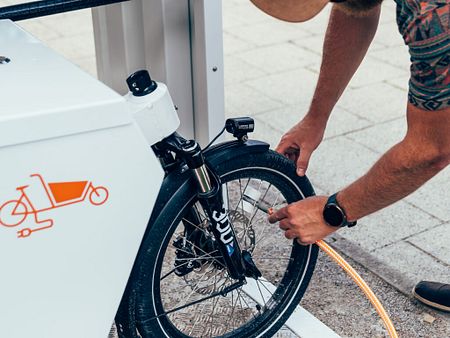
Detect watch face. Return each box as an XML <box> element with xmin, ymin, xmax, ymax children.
<box><xmin>323</xmin><ymin>204</ymin><xmax>344</xmax><ymax>227</ymax></box>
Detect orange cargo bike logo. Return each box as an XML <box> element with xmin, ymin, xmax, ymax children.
<box><xmin>0</xmin><ymin>174</ymin><xmax>109</xmax><ymax>238</ymax></box>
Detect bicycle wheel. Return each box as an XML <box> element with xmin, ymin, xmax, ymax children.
<box><xmin>0</xmin><ymin>200</ymin><xmax>28</xmax><ymax>227</ymax></box>
<box><xmin>89</xmin><ymin>186</ymin><xmax>109</xmax><ymax>206</ymax></box>
<box><xmin>132</xmin><ymin>150</ymin><xmax>318</xmax><ymax>338</ymax></box>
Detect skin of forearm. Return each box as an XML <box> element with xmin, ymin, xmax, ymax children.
<box><xmin>338</xmin><ymin>107</ymin><xmax>450</xmax><ymax>221</ymax></box>
<box><xmin>308</xmin><ymin>5</ymin><xmax>381</xmax><ymax>121</ymax></box>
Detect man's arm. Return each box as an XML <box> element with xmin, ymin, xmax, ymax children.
<box><xmin>309</xmin><ymin>4</ymin><xmax>381</xmax><ymax>119</ymax></box>
<box><xmin>338</xmin><ymin>104</ymin><xmax>450</xmax><ymax>221</ymax></box>
<box><xmin>277</xmin><ymin>5</ymin><xmax>381</xmax><ymax>175</ymax></box>
<box><xmin>269</xmin><ymin>104</ymin><xmax>450</xmax><ymax>244</ymax></box>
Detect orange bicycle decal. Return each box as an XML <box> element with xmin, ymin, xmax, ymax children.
<box><xmin>0</xmin><ymin>174</ymin><xmax>109</xmax><ymax>238</ymax></box>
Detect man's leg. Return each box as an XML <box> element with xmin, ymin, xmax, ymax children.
<box><xmin>413</xmin><ymin>281</ymin><xmax>450</xmax><ymax>312</ymax></box>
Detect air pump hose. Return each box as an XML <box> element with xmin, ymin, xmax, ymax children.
<box><xmin>266</xmin><ymin>208</ymin><xmax>398</xmax><ymax>337</ymax></box>
<box><xmin>315</xmin><ymin>239</ymin><xmax>399</xmax><ymax>338</ymax></box>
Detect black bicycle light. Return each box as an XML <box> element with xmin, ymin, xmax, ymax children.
<box><xmin>225</xmin><ymin>117</ymin><xmax>255</xmax><ymax>140</ymax></box>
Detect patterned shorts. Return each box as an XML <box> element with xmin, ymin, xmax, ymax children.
<box><xmin>395</xmin><ymin>0</ymin><xmax>450</xmax><ymax>111</ymax></box>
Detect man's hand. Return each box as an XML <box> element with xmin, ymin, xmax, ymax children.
<box><xmin>276</xmin><ymin>116</ymin><xmax>326</xmax><ymax>176</ymax></box>
<box><xmin>268</xmin><ymin>196</ymin><xmax>338</xmax><ymax>245</ymax></box>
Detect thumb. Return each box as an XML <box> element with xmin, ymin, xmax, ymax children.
<box><xmin>296</xmin><ymin>149</ymin><xmax>312</xmax><ymax>176</ymax></box>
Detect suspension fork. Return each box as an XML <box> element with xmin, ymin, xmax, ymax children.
<box><xmin>154</xmin><ymin>133</ymin><xmax>246</xmax><ymax>280</ymax></box>
<box><xmin>183</xmin><ymin>141</ymin><xmax>247</xmax><ymax>280</ymax></box>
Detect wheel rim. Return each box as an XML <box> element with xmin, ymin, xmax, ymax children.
<box><xmin>146</xmin><ymin>167</ymin><xmax>314</xmax><ymax>338</ymax></box>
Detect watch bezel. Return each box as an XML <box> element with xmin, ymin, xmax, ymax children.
<box><xmin>323</xmin><ymin>203</ymin><xmax>345</xmax><ymax>227</ymax></box>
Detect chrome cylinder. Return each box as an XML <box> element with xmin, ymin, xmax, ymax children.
<box><xmin>193</xmin><ymin>165</ymin><xmax>212</xmax><ymax>193</ymax></box>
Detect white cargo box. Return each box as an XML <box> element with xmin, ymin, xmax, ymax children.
<box><xmin>0</xmin><ymin>19</ymin><xmax>164</xmax><ymax>338</ymax></box>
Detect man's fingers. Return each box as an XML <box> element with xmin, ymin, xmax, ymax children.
<box><xmin>287</xmin><ymin>153</ymin><xmax>297</xmax><ymax>162</ymax></box>
<box><xmin>278</xmin><ymin>219</ymin><xmax>290</xmax><ymax>231</ymax></box>
<box><xmin>284</xmin><ymin>230</ymin><xmax>297</xmax><ymax>240</ymax></box>
<box><xmin>296</xmin><ymin>238</ymin><xmax>309</xmax><ymax>246</ymax></box>
<box><xmin>268</xmin><ymin>207</ymin><xmax>287</xmax><ymax>223</ymax></box>
<box><xmin>276</xmin><ymin>141</ymin><xmax>299</xmax><ymax>157</ymax></box>
<box><xmin>275</xmin><ymin>140</ymin><xmax>288</xmax><ymax>154</ymax></box>
<box><xmin>296</xmin><ymin>148</ymin><xmax>312</xmax><ymax>176</ymax></box>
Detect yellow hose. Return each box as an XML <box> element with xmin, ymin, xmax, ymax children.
<box><xmin>267</xmin><ymin>207</ymin><xmax>398</xmax><ymax>337</ymax></box>
<box><xmin>315</xmin><ymin>240</ymin><xmax>399</xmax><ymax>338</ymax></box>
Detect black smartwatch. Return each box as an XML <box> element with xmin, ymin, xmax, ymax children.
<box><xmin>323</xmin><ymin>193</ymin><xmax>357</xmax><ymax>228</ymax></box>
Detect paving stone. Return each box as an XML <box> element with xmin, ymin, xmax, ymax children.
<box><xmin>290</xmin><ymin>35</ymin><xmax>324</xmax><ymax>57</ymax></box>
<box><xmin>405</xmin><ymin>171</ymin><xmax>450</xmax><ymax>222</ymax></box>
<box><xmin>338</xmin><ymin>201</ymin><xmax>441</xmax><ymax>252</ymax></box>
<box><xmin>39</xmin><ymin>9</ymin><xmax>94</xmax><ymax>37</ymax></box>
<box><xmin>222</xmin><ymin>5</ymin><xmax>250</xmax><ymax>30</ymax></box>
<box><xmin>221</xmin><ymin>0</ymin><xmax>244</xmax><ymax>8</ymax></box>
<box><xmin>17</xmin><ymin>20</ymin><xmax>61</xmax><ymax>41</ymax></box>
<box><xmin>373</xmin><ymin>21</ymin><xmax>406</xmax><ymax>48</ymax></box>
<box><xmin>0</xmin><ymin>0</ymin><xmax>13</xmax><ymax>4</ymax></box>
<box><xmin>348</xmin><ymin>56</ymin><xmax>409</xmax><ymax>89</ymax></box>
<box><xmin>372</xmin><ymin>241</ymin><xmax>449</xmax><ymax>286</ymax></box>
<box><xmin>222</xmin><ymin>0</ymin><xmax>275</xmax><ymax>28</ymax></box>
<box><xmin>223</xmin><ymin>32</ymin><xmax>256</xmax><ymax>55</ymax></box>
<box><xmin>45</xmin><ymin>33</ymin><xmax>96</xmax><ymax>60</ymax></box>
<box><xmin>407</xmin><ymin>222</ymin><xmax>450</xmax><ymax>265</ymax></box>
<box><xmin>305</xmin><ymin>136</ymin><xmax>380</xmax><ymax>194</ymax></box>
<box><xmin>337</xmin><ymin>82</ymin><xmax>407</xmax><ymax>123</ymax></box>
<box><xmin>232</xmin><ymin>20</ymin><xmax>311</xmax><ymax>48</ymax></box>
<box><xmin>385</xmin><ymin>75</ymin><xmax>410</xmax><ymax>92</ymax></box>
<box><xmin>346</xmin><ymin>117</ymin><xmax>407</xmax><ymax>154</ymax></box>
<box><xmin>234</xmin><ymin>43</ymin><xmax>319</xmax><ymax>75</ymax></box>
<box><xmin>368</xmin><ymin>44</ymin><xmax>410</xmax><ymax>72</ymax></box>
<box><xmin>244</xmin><ymin>68</ymin><xmax>319</xmax><ymax>106</ymax></box>
<box><xmin>379</xmin><ymin>1</ymin><xmax>398</xmax><ymax>24</ymax></box>
<box><xmin>255</xmin><ymin>104</ymin><xmax>371</xmax><ymax>141</ymax></box>
<box><xmin>224</xmin><ymin>54</ymin><xmax>267</xmax><ymax>85</ymax></box>
<box><xmin>224</xmin><ymin>83</ymin><xmax>283</xmax><ymax>118</ymax></box>
<box><xmin>304</xmin><ymin>62</ymin><xmax>322</xmax><ymax>76</ymax></box>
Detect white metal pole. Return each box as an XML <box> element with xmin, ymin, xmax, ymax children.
<box><xmin>189</xmin><ymin>0</ymin><xmax>225</xmax><ymax>146</ymax></box>
<box><xmin>92</xmin><ymin>0</ymin><xmax>225</xmax><ymax>143</ymax></box>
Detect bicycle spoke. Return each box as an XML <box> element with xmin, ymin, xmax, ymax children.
<box><xmin>257</xmin><ymin>278</ymin><xmax>275</xmax><ymax>297</ymax></box>
<box><xmin>157</xmin><ymin>171</ymin><xmax>312</xmax><ymax>337</ymax></box>
<box><xmin>230</xmin><ymin>178</ymin><xmax>250</xmax><ymax>222</ymax></box>
<box><xmin>160</xmin><ymin>253</ymin><xmax>222</xmax><ymax>281</ymax></box>
<box><xmin>256</xmin><ymin>279</ymin><xmax>267</xmax><ymax>308</ymax></box>
<box><xmin>246</xmin><ymin>181</ymin><xmax>270</xmax><ymax>227</ymax></box>
<box><xmin>169</xmin><ymin>261</ymin><xmax>215</xmax><ymax>311</ymax></box>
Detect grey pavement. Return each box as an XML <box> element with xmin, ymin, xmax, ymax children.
<box><xmin>222</xmin><ymin>0</ymin><xmax>449</xmax><ymax>301</ymax></box>
<box><xmin>4</xmin><ymin>0</ymin><xmax>449</xmax><ymax>336</ymax></box>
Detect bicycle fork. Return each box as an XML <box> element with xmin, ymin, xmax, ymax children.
<box><xmin>182</xmin><ymin>139</ymin><xmax>249</xmax><ymax>280</ymax></box>
<box><xmin>155</xmin><ymin>131</ymin><xmax>261</xmax><ymax>281</ymax></box>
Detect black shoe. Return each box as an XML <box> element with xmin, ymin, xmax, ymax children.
<box><xmin>413</xmin><ymin>281</ymin><xmax>450</xmax><ymax>312</ymax></box>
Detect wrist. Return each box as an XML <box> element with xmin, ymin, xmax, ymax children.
<box><xmin>335</xmin><ymin>191</ymin><xmax>357</xmax><ymax>223</ymax></box>
<box><xmin>306</xmin><ymin>100</ymin><xmax>333</xmax><ymax>125</ymax></box>
<box><xmin>304</xmin><ymin>109</ymin><xmax>329</xmax><ymax>127</ymax></box>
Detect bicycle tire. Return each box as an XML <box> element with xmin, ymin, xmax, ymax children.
<box><xmin>0</xmin><ymin>200</ymin><xmax>28</xmax><ymax>227</ymax></box>
<box><xmin>126</xmin><ymin>149</ymin><xmax>318</xmax><ymax>338</ymax></box>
